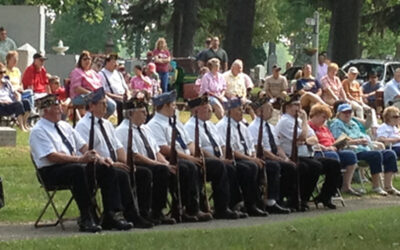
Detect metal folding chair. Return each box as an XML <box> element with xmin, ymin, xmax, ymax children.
<box><xmin>31</xmin><ymin>155</ymin><xmax>74</xmax><ymax>230</ymax></box>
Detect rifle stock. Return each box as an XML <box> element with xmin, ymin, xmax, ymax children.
<box><xmin>290</xmin><ymin>112</ymin><xmax>301</xmax><ymax>210</ymax></box>
<box><xmin>256</xmin><ymin>110</ymin><xmax>268</xmax><ymax>201</ymax></box>
<box><xmin>225</xmin><ymin>110</ymin><xmax>234</xmax><ymax>162</ymax></box>
<box><xmin>87</xmin><ymin>115</ymin><xmax>100</xmax><ymax>217</ymax></box>
<box><xmin>194</xmin><ymin>112</ymin><xmax>210</xmax><ymax>213</ymax></box>
<box><xmin>170</xmin><ymin>115</ymin><xmax>182</xmax><ymax>222</ymax></box>
<box><xmin>127</xmin><ymin>118</ymin><xmax>139</xmax><ymax>212</ymax></box>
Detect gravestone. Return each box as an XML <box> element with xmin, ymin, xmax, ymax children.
<box><xmin>16</xmin><ymin>43</ymin><xmax>37</xmax><ymax>72</ymax></box>
<box><xmin>0</xmin><ymin>127</ymin><xmax>16</xmax><ymax>147</ymax></box>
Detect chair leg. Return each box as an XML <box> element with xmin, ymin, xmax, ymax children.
<box><xmin>55</xmin><ymin>196</ymin><xmax>74</xmax><ymax>230</ymax></box>
<box><xmin>35</xmin><ymin>191</ymin><xmax>58</xmax><ymax>228</ymax></box>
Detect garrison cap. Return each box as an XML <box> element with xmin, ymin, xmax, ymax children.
<box><xmin>35</xmin><ymin>94</ymin><xmax>59</xmax><ymax>109</ymax></box>
<box><xmin>152</xmin><ymin>90</ymin><xmax>177</xmax><ymax>107</ymax></box>
<box><xmin>85</xmin><ymin>87</ymin><xmax>106</xmax><ymax>103</ymax></box>
<box><xmin>187</xmin><ymin>94</ymin><xmax>209</xmax><ymax>109</ymax></box>
<box><xmin>223</xmin><ymin>98</ymin><xmax>242</xmax><ymax>110</ymax></box>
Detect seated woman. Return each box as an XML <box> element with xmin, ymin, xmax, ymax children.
<box><xmin>329</xmin><ymin>103</ymin><xmax>400</xmax><ymax>196</ymax></box>
<box><xmin>69</xmin><ymin>51</ymin><xmax>116</xmax><ymax>118</ymax></box>
<box><xmin>342</xmin><ymin>67</ymin><xmax>378</xmax><ymax>128</ymax></box>
<box><xmin>0</xmin><ymin>63</ymin><xmax>31</xmax><ymax>131</ymax></box>
<box><xmin>320</xmin><ymin>63</ymin><xmax>349</xmax><ymax>105</ymax></box>
<box><xmin>308</xmin><ymin>104</ymin><xmax>360</xmax><ymax>196</ymax></box>
<box><xmin>5</xmin><ymin>50</ymin><xmax>34</xmax><ymax>110</ymax></box>
<box><xmin>296</xmin><ymin>64</ymin><xmax>329</xmax><ymax>111</ymax></box>
<box><xmin>377</xmin><ymin>106</ymin><xmax>400</xmax><ymax>157</ymax></box>
<box><xmin>199</xmin><ymin>58</ymin><xmax>227</xmax><ymax>119</ymax></box>
<box><xmin>130</xmin><ymin>65</ymin><xmax>153</xmax><ymax>98</ymax></box>
<box><xmin>194</xmin><ymin>66</ymin><xmax>209</xmax><ymax>96</ymax></box>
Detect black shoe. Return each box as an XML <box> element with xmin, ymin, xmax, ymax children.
<box><xmin>315</xmin><ymin>196</ymin><xmax>336</xmax><ymax>210</ymax></box>
<box><xmin>153</xmin><ymin>213</ymin><xmax>177</xmax><ymax>225</ymax></box>
<box><xmin>265</xmin><ymin>203</ymin><xmax>291</xmax><ymax>214</ymax></box>
<box><xmin>102</xmin><ymin>211</ymin><xmax>134</xmax><ymax>230</ymax></box>
<box><xmin>214</xmin><ymin>209</ymin><xmax>240</xmax><ymax>220</ymax></box>
<box><xmin>195</xmin><ymin>211</ymin><xmax>213</xmax><ymax>222</ymax></box>
<box><xmin>78</xmin><ymin>216</ymin><xmax>102</xmax><ymax>233</ymax></box>
<box><xmin>181</xmin><ymin>213</ymin><xmax>199</xmax><ymax>223</ymax></box>
<box><xmin>134</xmin><ymin>216</ymin><xmax>154</xmax><ymax>229</ymax></box>
<box><xmin>247</xmin><ymin>205</ymin><xmax>269</xmax><ymax>217</ymax></box>
<box><xmin>299</xmin><ymin>201</ymin><xmax>309</xmax><ymax>212</ymax></box>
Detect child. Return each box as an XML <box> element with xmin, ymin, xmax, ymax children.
<box><xmin>130</xmin><ymin>65</ymin><xmax>153</xmax><ymax>98</ymax></box>
<box><xmin>49</xmin><ymin>75</ymin><xmax>71</xmax><ymax>120</ymax></box>
<box><xmin>146</xmin><ymin>62</ymin><xmax>161</xmax><ymax>96</ymax></box>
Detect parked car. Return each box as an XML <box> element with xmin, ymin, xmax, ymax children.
<box><xmin>341</xmin><ymin>59</ymin><xmax>400</xmax><ymax>85</ymax></box>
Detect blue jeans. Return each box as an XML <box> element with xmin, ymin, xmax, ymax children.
<box><xmin>158</xmin><ymin>71</ymin><xmax>169</xmax><ymax>93</ymax></box>
<box><xmin>356</xmin><ymin>150</ymin><xmax>398</xmax><ymax>174</ymax></box>
<box><xmin>390</xmin><ymin>146</ymin><xmax>400</xmax><ymax>158</ymax></box>
<box><xmin>22</xmin><ymin>89</ymin><xmax>34</xmax><ymax>110</ymax></box>
<box><xmin>72</xmin><ymin>94</ymin><xmax>116</xmax><ymax>118</ymax></box>
<box><xmin>314</xmin><ymin>150</ymin><xmax>357</xmax><ymax>168</ymax></box>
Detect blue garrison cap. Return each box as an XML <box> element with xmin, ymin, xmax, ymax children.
<box><xmin>152</xmin><ymin>90</ymin><xmax>177</xmax><ymax>107</ymax></box>
<box><xmin>85</xmin><ymin>87</ymin><xmax>105</xmax><ymax>103</ymax></box>
<box><xmin>223</xmin><ymin>98</ymin><xmax>242</xmax><ymax>110</ymax></box>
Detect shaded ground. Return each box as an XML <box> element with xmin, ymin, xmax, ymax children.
<box><xmin>0</xmin><ymin>196</ymin><xmax>399</xmax><ymax>242</ymax></box>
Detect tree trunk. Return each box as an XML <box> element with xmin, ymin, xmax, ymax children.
<box><xmin>134</xmin><ymin>31</ymin><xmax>142</xmax><ymax>59</ymax></box>
<box><xmin>224</xmin><ymin>0</ymin><xmax>256</xmax><ymax>72</ymax></box>
<box><xmin>329</xmin><ymin>0</ymin><xmax>363</xmax><ymax>66</ymax></box>
<box><xmin>172</xmin><ymin>0</ymin><xmax>199</xmax><ymax>57</ymax></box>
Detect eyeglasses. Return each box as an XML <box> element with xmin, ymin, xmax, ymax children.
<box><xmin>341</xmin><ymin>110</ymin><xmax>352</xmax><ymax>114</ymax></box>
<box><xmin>391</xmin><ymin>115</ymin><xmax>400</xmax><ymax>119</ymax></box>
<box><xmin>82</xmin><ymin>57</ymin><xmax>92</xmax><ymax>61</ymax></box>
<box><xmin>0</xmin><ymin>71</ymin><xmax>6</xmax><ymax>74</ymax></box>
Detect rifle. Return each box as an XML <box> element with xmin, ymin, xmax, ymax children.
<box><xmin>127</xmin><ymin>118</ymin><xmax>140</xmax><ymax>213</ymax></box>
<box><xmin>87</xmin><ymin>114</ymin><xmax>101</xmax><ymax>219</ymax></box>
<box><xmin>256</xmin><ymin>110</ymin><xmax>268</xmax><ymax>201</ymax></box>
<box><xmin>194</xmin><ymin>112</ymin><xmax>210</xmax><ymax>213</ymax></box>
<box><xmin>170</xmin><ymin>114</ymin><xmax>183</xmax><ymax>222</ymax></box>
<box><xmin>290</xmin><ymin>112</ymin><xmax>301</xmax><ymax>210</ymax></box>
<box><xmin>225</xmin><ymin>110</ymin><xmax>235</xmax><ymax>164</ymax></box>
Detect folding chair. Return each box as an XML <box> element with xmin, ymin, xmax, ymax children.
<box><xmin>31</xmin><ymin>155</ymin><xmax>74</xmax><ymax>230</ymax></box>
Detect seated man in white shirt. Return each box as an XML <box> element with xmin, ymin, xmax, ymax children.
<box><xmin>75</xmin><ymin>87</ymin><xmax>153</xmax><ymax>229</ymax></box>
<box><xmin>100</xmin><ymin>53</ymin><xmax>130</xmax><ymax>125</ymax></box>
<box><xmin>115</xmin><ymin>96</ymin><xmax>176</xmax><ymax>225</ymax></box>
<box><xmin>147</xmin><ymin>90</ymin><xmax>213</xmax><ymax>222</ymax></box>
<box><xmin>216</xmin><ymin>98</ymin><xmax>270</xmax><ymax>216</ymax></box>
<box><xmin>248</xmin><ymin>97</ymin><xmax>298</xmax><ymax>212</ymax></box>
<box><xmin>29</xmin><ymin>94</ymin><xmax>130</xmax><ymax>232</ymax></box>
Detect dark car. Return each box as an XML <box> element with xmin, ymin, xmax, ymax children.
<box><xmin>341</xmin><ymin>59</ymin><xmax>400</xmax><ymax>85</ymax></box>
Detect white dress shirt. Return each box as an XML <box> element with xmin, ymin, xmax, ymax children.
<box><xmin>216</xmin><ymin>116</ymin><xmax>255</xmax><ymax>155</ymax></box>
<box><xmin>248</xmin><ymin>116</ymin><xmax>281</xmax><ymax>152</ymax></box>
<box><xmin>115</xmin><ymin>119</ymin><xmax>159</xmax><ymax>157</ymax></box>
<box><xmin>100</xmin><ymin>68</ymin><xmax>128</xmax><ymax>95</ymax></box>
<box><xmin>184</xmin><ymin>116</ymin><xmax>224</xmax><ymax>157</ymax></box>
<box><xmin>275</xmin><ymin>113</ymin><xmax>315</xmax><ymax>157</ymax></box>
<box><xmin>75</xmin><ymin>112</ymin><xmax>123</xmax><ymax>159</ymax></box>
<box><xmin>29</xmin><ymin>118</ymin><xmax>86</xmax><ymax>168</ymax></box>
<box><xmin>147</xmin><ymin>112</ymin><xmax>192</xmax><ymax>155</ymax></box>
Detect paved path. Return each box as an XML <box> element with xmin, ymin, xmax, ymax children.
<box><xmin>0</xmin><ymin>196</ymin><xmax>399</xmax><ymax>241</ymax></box>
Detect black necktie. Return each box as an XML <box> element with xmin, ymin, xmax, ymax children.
<box><xmin>54</xmin><ymin>122</ymin><xmax>74</xmax><ymax>155</ymax></box>
<box><xmin>169</xmin><ymin>118</ymin><xmax>188</xmax><ymax>150</ymax></box>
<box><xmin>138</xmin><ymin>126</ymin><xmax>156</xmax><ymax>160</ymax></box>
<box><xmin>203</xmin><ymin>122</ymin><xmax>221</xmax><ymax>158</ymax></box>
<box><xmin>98</xmin><ymin>119</ymin><xmax>117</xmax><ymax>161</ymax></box>
<box><xmin>237</xmin><ymin>122</ymin><xmax>248</xmax><ymax>155</ymax></box>
<box><xmin>265</xmin><ymin>122</ymin><xmax>278</xmax><ymax>155</ymax></box>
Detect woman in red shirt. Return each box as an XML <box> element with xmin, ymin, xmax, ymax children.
<box><xmin>152</xmin><ymin>38</ymin><xmax>171</xmax><ymax>93</ymax></box>
<box><xmin>308</xmin><ymin>104</ymin><xmax>361</xmax><ymax>196</ymax></box>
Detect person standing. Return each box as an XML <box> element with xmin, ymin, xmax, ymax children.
<box><xmin>316</xmin><ymin>53</ymin><xmax>328</xmax><ymax>82</ymax></box>
<box><xmin>100</xmin><ymin>53</ymin><xmax>130</xmax><ymax>125</ymax></box>
<box><xmin>199</xmin><ymin>37</ymin><xmax>228</xmax><ymax>72</ymax></box>
<box><xmin>153</xmin><ymin>38</ymin><xmax>171</xmax><ymax>93</ymax></box>
<box><xmin>0</xmin><ymin>27</ymin><xmax>17</xmax><ymax>64</ymax></box>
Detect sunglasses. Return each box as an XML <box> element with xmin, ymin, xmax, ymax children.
<box><xmin>0</xmin><ymin>71</ymin><xmax>6</xmax><ymax>74</ymax></box>
<box><xmin>82</xmin><ymin>57</ymin><xmax>92</xmax><ymax>61</ymax></box>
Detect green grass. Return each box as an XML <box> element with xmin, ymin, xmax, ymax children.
<box><xmin>1</xmin><ymin>206</ymin><xmax>400</xmax><ymax>249</ymax></box>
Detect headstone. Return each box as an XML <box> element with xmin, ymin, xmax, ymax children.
<box><xmin>0</xmin><ymin>127</ymin><xmax>16</xmax><ymax>147</ymax></box>
<box><xmin>16</xmin><ymin>43</ymin><xmax>37</xmax><ymax>72</ymax></box>
<box><xmin>254</xmin><ymin>64</ymin><xmax>265</xmax><ymax>83</ymax></box>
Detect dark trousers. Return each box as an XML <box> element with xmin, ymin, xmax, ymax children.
<box><xmin>264</xmin><ymin>160</ymin><xmax>282</xmax><ymax>201</ymax></box>
<box><xmin>199</xmin><ymin>158</ymin><xmax>230</xmax><ymax>214</ymax></box>
<box><xmin>315</xmin><ymin>157</ymin><xmax>342</xmax><ymax>200</ymax></box>
<box><xmin>141</xmin><ymin>164</ymin><xmax>170</xmax><ymax>216</ymax></box>
<box><xmin>298</xmin><ymin>157</ymin><xmax>321</xmax><ymax>202</ymax></box>
<box><xmin>115</xmin><ymin>100</ymin><xmax>123</xmax><ymax>125</ymax></box>
<box><xmin>114</xmin><ymin>167</ymin><xmax>152</xmax><ymax>217</ymax></box>
<box><xmin>228</xmin><ymin>160</ymin><xmax>260</xmax><ymax>209</ymax></box>
<box><xmin>171</xmin><ymin>159</ymin><xmax>200</xmax><ymax>215</ymax></box>
<box><xmin>276</xmin><ymin>161</ymin><xmax>298</xmax><ymax>207</ymax></box>
<box><xmin>39</xmin><ymin>163</ymin><xmax>121</xmax><ymax>218</ymax></box>
<box><xmin>0</xmin><ymin>100</ymin><xmax>30</xmax><ymax>117</ymax></box>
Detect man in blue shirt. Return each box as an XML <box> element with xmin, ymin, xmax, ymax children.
<box><xmin>383</xmin><ymin>68</ymin><xmax>400</xmax><ymax>107</ymax></box>
<box><xmin>362</xmin><ymin>71</ymin><xmax>382</xmax><ymax>108</ymax></box>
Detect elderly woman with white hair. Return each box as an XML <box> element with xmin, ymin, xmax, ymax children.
<box><xmin>223</xmin><ymin>59</ymin><xmax>247</xmax><ymax>100</ymax></box>
<box><xmin>199</xmin><ymin>58</ymin><xmax>227</xmax><ymax>119</ymax></box>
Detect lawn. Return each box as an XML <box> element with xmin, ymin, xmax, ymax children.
<box><xmin>1</xmin><ymin>206</ymin><xmax>400</xmax><ymax>249</ymax></box>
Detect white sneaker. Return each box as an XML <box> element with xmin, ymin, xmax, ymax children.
<box><xmin>372</xmin><ymin>187</ymin><xmax>388</xmax><ymax>196</ymax></box>
<box><xmin>384</xmin><ymin>187</ymin><xmax>400</xmax><ymax>196</ymax></box>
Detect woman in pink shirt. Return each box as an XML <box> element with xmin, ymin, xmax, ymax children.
<box><xmin>153</xmin><ymin>38</ymin><xmax>171</xmax><ymax>93</ymax></box>
<box><xmin>130</xmin><ymin>65</ymin><xmax>153</xmax><ymax>98</ymax></box>
<box><xmin>320</xmin><ymin>63</ymin><xmax>348</xmax><ymax>106</ymax></box>
<box><xmin>200</xmin><ymin>58</ymin><xmax>227</xmax><ymax>119</ymax></box>
<box><xmin>69</xmin><ymin>50</ymin><xmax>116</xmax><ymax>118</ymax></box>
